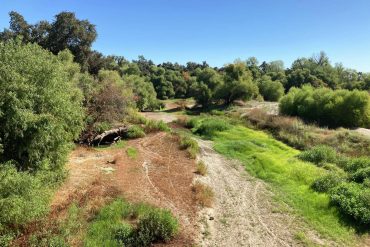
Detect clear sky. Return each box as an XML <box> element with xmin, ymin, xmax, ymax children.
<box><xmin>1</xmin><ymin>0</ymin><xmax>370</xmax><ymax>71</ymax></box>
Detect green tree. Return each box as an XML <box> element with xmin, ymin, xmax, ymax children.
<box><xmin>216</xmin><ymin>62</ymin><xmax>259</xmax><ymax>104</ymax></box>
<box><xmin>0</xmin><ymin>41</ymin><xmax>84</xmax><ymax>171</ymax></box>
<box><xmin>124</xmin><ymin>75</ymin><xmax>160</xmax><ymax>111</ymax></box>
<box><xmin>192</xmin><ymin>67</ymin><xmax>223</xmax><ymax>107</ymax></box>
<box><xmin>257</xmin><ymin>75</ymin><xmax>284</xmax><ymax>101</ymax></box>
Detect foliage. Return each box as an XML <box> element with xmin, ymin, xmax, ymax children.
<box><xmin>215</xmin><ymin>62</ymin><xmax>259</xmax><ymax>104</ymax></box>
<box><xmin>127</xmin><ymin>126</ymin><xmax>146</xmax><ymax>139</ymax></box>
<box><xmin>0</xmin><ymin>163</ymin><xmax>51</xmax><ymax>245</ymax></box>
<box><xmin>257</xmin><ymin>75</ymin><xmax>284</xmax><ymax>101</ymax></box>
<box><xmin>311</xmin><ymin>173</ymin><xmax>345</xmax><ymax>193</ymax></box>
<box><xmin>85</xmin><ymin>199</ymin><xmax>178</xmax><ymax>247</ymax></box>
<box><xmin>190</xmin><ymin>117</ymin><xmax>231</xmax><ymax>139</ymax></box>
<box><xmin>0</xmin><ymin>41</ymin><xmax>84</xmax><ymax>171</ymax></box>
<box><xmin>178</xmin><ymin>133</ymin><xmax>199</xmax><ymax>159</ymax></box>
<box><xmin>124</xmin><ymin>75</ymin><xmax>161</xmax><ymax>111</ymax></box>
<box><xmin>0</xmin><ymin>11</ymin><xmax>97</xmax><ymax>71</ymax></box>
<box><xmin>143</xmin><ymin>120</ymin><xmax>170</xmax><ymax>133</ymax></box>
<box><xmin>280</xmin><ymin>85</ymin><xmax>370</xmax><ymax>128</ymax></box>
<box><xmin>329</xmin><ymin>183</ymin><xmax>370</xmax><ymax>224</ymax></box>
<box><xmin>297</xmin><ymin>145</ymin><xmax>337</xmax><ymax>166</ymax></box>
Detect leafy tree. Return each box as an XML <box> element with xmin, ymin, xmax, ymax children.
<box><xmin>257</xmin><ymin>75</ymin><xmax>284</xmax><ymax>101</ymax></box>
<box><xmin>280</xmin><ymin>85</ymin><xmax>370</xmax><ymax>128</ymax></box>
<box><xmin>124</xmin><ymin>75</ymin><xmax>160</xmax><ymax>111</ymax></box>
<box><xmin>192</xmin><ymin>67</ymin><xmax>223</xmax><ymax>106</ymax></box>
<box><xmin>0</xmin><ymin>40</ymin><xmax>84</xmax><ymax>171</ymax></box>
<box><xmin>216</xmin><ymin>62</ymin><xmax>259</xmax><ymax>104</ymax></box>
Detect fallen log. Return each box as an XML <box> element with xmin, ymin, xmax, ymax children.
<box><xmin>91</xmin><ymin>126</ymin><xmax>129</xmax><ymax>146</ymax></box>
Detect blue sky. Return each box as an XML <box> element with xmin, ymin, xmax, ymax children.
<box><xmin>1</xmin><ymin>0</ymin><xmax>370</xmax><ymax>71</ymax></box>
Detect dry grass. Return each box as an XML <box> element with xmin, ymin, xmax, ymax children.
<box><xmin>192</xmin><ymin>182</ymin><xmax>214</xmax><ymax>207</ymax></box>
<box><xmin>196</xmin><ymin>161</ymin><xmax>207</xmax><ymax>176</ymax></box>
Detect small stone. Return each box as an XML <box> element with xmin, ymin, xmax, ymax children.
<box><xmin>209</xmin><ymin>216</ymin><xmax>214</xmax><ymax>220</ymax></box>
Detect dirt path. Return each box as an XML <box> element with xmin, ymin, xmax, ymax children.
<box><xmin>195</xmin><ymin>139</ymin><xmax>303</xmax><ymax>247</ymax></box>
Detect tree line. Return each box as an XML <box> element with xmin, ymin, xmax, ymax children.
<box><xmin>1</xmin><ymin>11</ymin><xmax>370</xmax><ymax>111</ymax></box>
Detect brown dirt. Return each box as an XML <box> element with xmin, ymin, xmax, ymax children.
<box><xmin>14</xmin><ymin>132</ymin><xmax>197</xmax><ymax>246</ymax></box>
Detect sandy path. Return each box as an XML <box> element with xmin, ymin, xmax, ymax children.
<box><xmin>195</xmin><ymin>139</ymin><xmax>302</xmax><ymax>247</ymax></box>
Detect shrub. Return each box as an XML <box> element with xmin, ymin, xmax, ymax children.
<box><xmin>0</xmin><ymin>163</ymin><xmax>50</xmax><ymax>243</ymax></box>
<box><xmin>179</xmin><ymin>134</ymin><xmax>199</xmax><ymax>159</ymax></box>
<box><xmin>192</xmin><ymin>118</ymin><xmax>231</xmax><ymax>138</ymax></box>
<box><xmin>143</xmin><ymin>120</ymin><xmax>170</xmax><ymax>133</ymax></box>
<box><xmin>192</xmin><ymin>182</ymin><xmax>214</xmax><ymax>207</ymax></box>
<box><xmin>114</xmin><ymin>223</ymin><xmax>134</xmax><ymax>245</ymax></box>
<box><xmin>127</xmin><ymin>125</ymin><xmax>145</xmax><ymax>139</ymax></box>
<box><xmin>350</xmin><ymin>167</ymin><xmax>370</xmax><ymax>183</ymax></box>
<box><xmin>311</xmin><ymin>173</ymin><xmax>345</xmax><ymax>193</ymax></box>
<box><xmin>297</xmin><ymin>145</ymin><xmax>337</xmax><ymax>165</ymax></box>
<box><xmin>329</xmin><ymin>183</ymin><xmax>370</xmax><ymax>224</ymax></box>
<box><xmin>279</xmin><ymin>85</ymin><xmax>370</xmax><ymax>128</ymax></box>
<box><xmin>196</xmin><ymin>161</ymin><xmax>208</xmax><ymax>176</ymax></box>
<box><xmin>340</xmin><ymin>157</ymin><xmax>370</xmax><ymax>173</ymax></box>
<box><xmin>86</xmin><ymin>199</ymin><xmax>178</xmax><ymax>247</ymax></box>
<box><xmin>134</xmin><ymin>209</ymin><xmax>179</xmax><ymax>246</ymax></box>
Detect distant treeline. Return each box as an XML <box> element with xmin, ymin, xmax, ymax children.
<box><xmin>1</xmin><ymin>11</ymin><xmax>370</xmax><ymax>110</ymax></box>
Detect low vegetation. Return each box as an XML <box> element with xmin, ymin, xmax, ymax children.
<box><xmin>178</xmin><ymin>133</ymin><xmax>200</xmax><ymax>159</ymax></box>
<box><xmin>242</xmin><ymin>108</ymin><xmax>370</xmax><ymax>156</ymax></box>
<box><xmin>192</xmin><ymin>182</ymin><xmax>214</xmax><ymax>208</ymax></box>
<box><xmin>196</xmin><ymin>161</ymin><xmax>208</xmax><ymax>176</ymax></box>
<box><xmin>186</xmin><ymin>116</ymin><xmax>365</xmax><ymax>243</ymax></box>
<box><xmin>85</xmin><ymin>199</ymin><xmax>179</xmax><ymax>247</ymax></box>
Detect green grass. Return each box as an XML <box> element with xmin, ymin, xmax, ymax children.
<box><xmin>85</xmin><ymin>199</ymin><xmax>179</xmax><ymax>247</ymax></box>
<box><xmin>94</xmin><ymin>140</ymin><xmax>126</xmax><ymax>150</ymax></box>
<box><xmin>190</xmin><ymin>117</ymin><xmax>358</xmax><ymax>244</ymax></box>
<box><xmin>126</xmin><ymin>146</ymin><xmax>138</xmax><ymax>159</ymax></box>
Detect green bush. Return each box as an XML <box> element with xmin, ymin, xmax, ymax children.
<box><xmin>297</xmin><ymin>145</ymin><xmax>337</xmax><ymax>165</ymax></box>
<box><xmin>340</xmin><ymin>157</ymin><xmax>370</xmax><ymax>173</ymax></box>
<box><xmin>192</xmin><ymin>118</ymin><xmax>231</xmax><ymax>138</ymax></box>
<box><xmin>329</xmin><ymin>183</ymin><xmax>370</xmax><ymax>224</ymax></box>
<box><xmin>134</xmin><ymin>209</ymin><xmax>179</xmax><ymax>246</ymax></box>
<box><xmin>0</xmin><ymin>163</ymin><xmax>50</xmax><ymax>244</ymax></box>
<box><xmin>350</xmin><ymin>167</ymin><xmax>370</xmax><ymax>183</ymax></box>
<box><xmin>127</xmin><ymin>125</ymin><xmax>145</xmax><ymax>139</ymax></box>
<box><xmin>279</xmin><ymin>85</ymin><xmax>370</xmax><ymax>128</ymax></box>
<box><xmin>311</xmin><ymin>173</ymin><xmax>345</xmax><ymax>193</ymax></box>
<box><xmin>144</xmin><ymin>120</ymin><xmax>170</xmax><ymax>133</ymax></box>
<box><xmin>179</xmin><ymin>134</ymin><xmax>199</xmax><ymax>159</ymax></box>
<box><xmin>85</xmin><ymin>199</ymin><xmax>178</xmax><ymax>247</ymax></box>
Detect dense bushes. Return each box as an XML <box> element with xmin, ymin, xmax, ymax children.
<box><xmin>280</xmin><ymin>85</ymin><xmax>370</xmax><ymax>128</ymax></box>
<box><xmin>297</xmin><ymin>145</ymin><xmax>337</xmax><ymax>165</ymax></box>
<box><xmin>0</xmin><ymin>41</ymin><xmax>84</xmax><ymax>171</ymax></box>
<box><xmin>0</xmin><ymin>41</ymin><xmax>85</xmax><ymax>245</ymax></box>
<box><xmin>330</xmin><ymin>183</ymin><xmax>370</xmax><ymax>224</ymax></box>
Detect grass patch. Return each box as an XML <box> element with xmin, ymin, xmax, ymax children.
<box><xmin>143</xmin><ymin>119</ymin><xmax>170</xmax><ymax>133</ymax></box>
<box><xmin>192</xmin><ymin>182</ymin><xmax>214</xmax><ymax>207</ymax></box>
<box><xmin>190</xmin><ymin>116</ymin><xmax>360</xmax><ymax>243</ymax></box>
<box><xmin>85</xmin><ymin>199</ymin><xmax>179</xmax><ymax>247</ymax></box>
<box><xmin>196</xmin><ymin>161</ymin><xmax>207</xmax><ymax>176</ymax></box>
<box><xmin>127</xmin><ymin>125</ymin><xmax>146</xmax><ymax>139</ymax></box>
<box><xmin>94</xmin><ymin>140</ymin><xmax>126</xmax><ymax>150</ymax></box>
<box><xmin>178</xmin><ymin>133</ymin><xmax>199</xmax><ymax>159</ymax></box>
<box><xmin>126</xmin><ymin>147</ymin><xmax>138</xmax><ymax>159</ymax></box>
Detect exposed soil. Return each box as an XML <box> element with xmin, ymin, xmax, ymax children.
<box><xmin>14</xmin><ymin>132</ymin><xmax>197</xmax><ymax>246</ymax></box>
